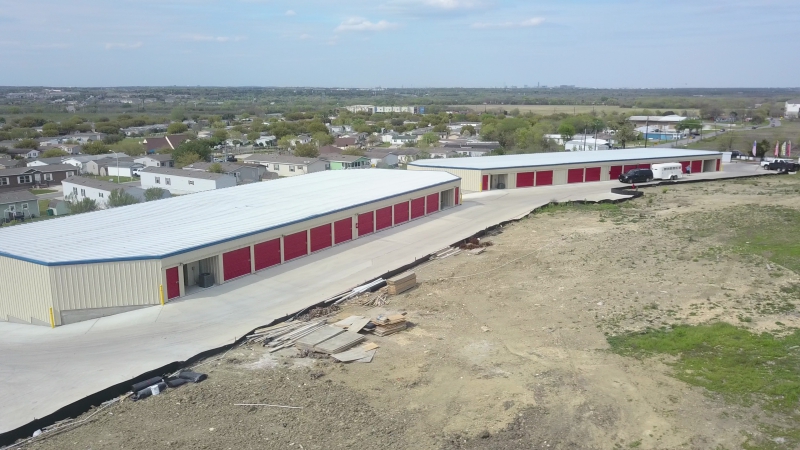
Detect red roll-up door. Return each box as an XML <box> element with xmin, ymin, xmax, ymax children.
<box><xmin>166</xmin><ymin>266</ymin><xmax>180</xmax><ymax>300</ymax></box>
<box><xmin>393</xmin><ymin>202</ymin><xmax>409</xmax><ymax>224</ymax></box>
<box><xmin>623</xmin><ymin>164</ymin><xmax>638</xmax><ymax>172</ymax></box>
<box><xmin>680</xmin><ymin>161</ymin><xmax>690</xmax><ymax>172</ymax></box>
<box><xmin>482</xmin><ymin>175</ymin><xmax>489</xmax><ymax>191</ymax></box>
<box><xmin>567</xmin><ymin>168</ymin><xmax>584</xmax><ymax>184</ymax></box>
<box><xmin>254</xmin><ymin>238</ymin><xmax>281</xmax><ymax>271</ymax></box>
<box><xmin>357</xmin><ymin>211</ymin><xmax>374</xmax><ymax>237</ymax></box>
<box><xmin>609</xmin><ymin>165</ymin><xmax>623</xmax><ymax>179</ymax></box>
<box><xmin>283</xmin><ymin>231</ymin><xmax>308</xmax><ymax>261</ymax></box>
<box><xmin>310</xmin><ymin>224</ymin><xmax>332</xmax><ymax>253</ymax></box>
<box><xmin>639</xmin><ymin>164</ymin><xmax>651</xmax><ymax>169</ymax></box>
<box><xmin>536</xmin><ymin>170</ymin><xmax>553</xmax><ymax>186</ymax></box>
<box><xmin>410</xmin><ymin>197</ymin><xmax>425</xmax><ymax>219</ymax></box>
<box><xmin>223</xmin><ymin>247</ymin><xmax>251</xmax><ymax>281</ymax></box>
<box><xmin>691</xmin><ymin>160</ymin><xmax>702</xmax><ymax>173</ymax></box>
<box><xmin>454</xmin><ymin>187</ymin><xmax>460</xmax><ymax>205</ymax></box>
<box><xmin>716</xmin><ymin>159</ymin><xmax>721</xmax><ymax>171</ymax></box>
<box><xmin>584</xmin><ymin>167</ymin><xmax>601</xmax><ymax>182</ymax></box>
<box><xmin>375</xmin><ymin>206</ymin><xmax>392</xmax><ymax>231</ymax></box>
<box><xmin>334</xmin><ymin>218</ymin><xmax>352</xmax><ymax>245</ymax></box>
<box><xmin>426</xmin><ymin>193</ymin><xmax>439</xmax><ymax>214</ymax></box>
<box><xmin>516</xmin><ymin>172</ymin><xmax>534</xmax><ymax>188</ymax></box>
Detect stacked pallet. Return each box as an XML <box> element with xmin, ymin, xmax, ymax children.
<box><xmin>386</xmin><ymin>272</ymin><xmax>417</xmax><ymax>295</ymax></box>
<box><xmin>371</xmin><ymin>313</ymin><xmax>407</xmax><ymax>336</ymax></box>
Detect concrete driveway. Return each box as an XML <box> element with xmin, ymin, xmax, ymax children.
<box><xmin>0</xmin><ymin>166</ymin><xmax>773</xmax><ymax>436</ymax></box>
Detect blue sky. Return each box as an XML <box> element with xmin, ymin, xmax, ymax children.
<box><xmin>0</xmin><ymin>0</ymin><xmax>798</xmax><ymax>87</ymax></box>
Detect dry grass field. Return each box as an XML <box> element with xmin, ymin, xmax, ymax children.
<box><xmin>455</xmin><ymin>105</ymin><xmax>700</xmax><ymax>116</ymax></box>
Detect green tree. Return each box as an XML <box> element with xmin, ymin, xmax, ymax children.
<box><xmin>342</xmin><ymin>148</ymin><xmax>365</xmax><ymax>156</ymax></box>
<box><xmin>294</xmin><ymin>143</ymin><xmax>319</xmax><ymax>158</ymax></box>
<box><xmin>676</xmin><ymin>119</ymin><xmax>702</xmax><ymax>134</ymax></box>
<box><xmin>68</xmin><ymin>197</ymin><xmax>98</xmax><ymax>214</ymax></box>
<box><xmin>14</xmin><ymin>139</ymin><xmax>39</xmax><ymax>150</ymax></box>
<box><xmin>170</xmin><ymin>107</ymin><xmax>186</xmax><ymax>122</ymax></box>
<box><xmin>82</xmin><ymin>140</ymin><xmax>110</xmax><ymax>155</ymax></box>
<box><xmin>246</xmin><ymin>131</ymin><xmax>260</xmax><ymax>142</ymax></box>
<box><xmin>144</xmin><ymin>187</ymin><xmax>167</xmax><ymax>202</ymax></box>
<box><xmin>557</xmin><ymin>123</ymin><xmax>576</xmax><ymax>142</ymax></box>
<box><xmin>167</xmin><ymin>122</ymin><xmax>188</xmax><ymax>134</ymax></box>
<box><xmin>461</xmin><ymin>125</ymin><xmax>476</xmax><ymax>136</ymax></box>
<box><xmin>755</xmin><ymin>139</ymin><xmax>770</xmax><ymax>158</ymax></box>
<box><xmin>41</xmin><ymin>123</ymin><xmax>60</xmax><ymax>137</ymax></box>
<box><xmin>212</xmin><ymin>129</ymin><xmax>228</xmax><ymax>143</ymax></box>
<box><xmin>615</xmin><ymin>123</ymin><xmax>637</xmax><ymax>149</ymax></box>
<box><xmin>421</xmin><ymin>132</ymin><xmax>439</xmax><ymax>145</ymax></box>
<box><xmin>175</xmin><ymin>151</ymin><xmax>202</xmax><ymax>167</ymax></box>
<box><xmin>433</xmin><ymin>124</ymin><xmax>448</xmax><ymax>133</ymax></box>
<box><xmin>312</xmin><ymin>132</ymin><xmax>334</xmax><ymax>146</ymax></box>
<box><xmin>110</xmin><ymin>139</ymin><xmax>145</xmax><ymax>156</ymax></box>
<box><xmin>107</xmin><ymin>189</ymin><xmax>139</xmax><ymax>208</ymax></box>
<box><xmin>278</xmin><ymin>136</ymin><xmax>294</xmax><ymax>148</ymax></box>
<box><xmin>717</xmin><ymin>133</ymin><xmax>737</xmax><ymax>151</ymax></box>
<box><xmin>41</xmin><ymin>148</ymin><xmax>69</xmax><ymax>158</ymax></box>
<box><xmin>172</xmin><ymin>139</ymin><xmax>214</xmax><ymax>163</ymax></box>
<box><xmin>208</xmin><ymin>162</ymin><xmax>225</xmax><ymax>173</ymax></box>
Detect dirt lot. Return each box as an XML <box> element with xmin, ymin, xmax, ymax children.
<box><xmin>17</xmin><ymin>174</ymin><xmax>800</xmax><ymax>450</ymax></box>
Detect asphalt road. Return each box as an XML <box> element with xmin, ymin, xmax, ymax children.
<box><xmin>0</xmin><ymin>165</ymin><xmax>773</xmax><ymax>437</ymax></box>
<box><xmin>654</xmin><ymin>119</ymin><xmax>781</xmax><ymax>149</ymax></box>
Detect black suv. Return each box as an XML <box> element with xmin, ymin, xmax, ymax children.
<box><xmin>619</xmin><ymin>168</ymin><xmax>653</xmax><ymax>184</ymax></box>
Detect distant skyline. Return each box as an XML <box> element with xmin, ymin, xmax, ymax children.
<box><xmin>0</xmin><ymin>0</ymin><xmax>798</xmax><ymax>88</ymax></box>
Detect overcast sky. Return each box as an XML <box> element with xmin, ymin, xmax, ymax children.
<box><xmin>0</xmin><ymin>0</ymin><xmax>798</xmax><ymax>88</ymax></box>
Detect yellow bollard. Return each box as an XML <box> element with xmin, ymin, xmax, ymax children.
<box><xmin>160</xmin><ymin>284</ymin><xmax>165</xmax><ymax>306</ymax></box>
<box><xmin>49</xmin><ymin>307</ymin><xmax>55</xmax><ymax>328</ymax></box>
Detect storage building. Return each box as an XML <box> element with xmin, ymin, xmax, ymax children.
<box><xmin>408</xmin><ymin>149</ymin><xmax>722</xmax><ymax>192</ymax></box>
<box><xmin>0</xmin><ymin>170</ymin><xmax>461</xmax><ymax>326</ymax></box>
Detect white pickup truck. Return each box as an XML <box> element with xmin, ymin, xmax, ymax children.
<box><xmin>760</xmin><ymin>158</ymin><xmax>793</xmax><ymax>168</ymax></box>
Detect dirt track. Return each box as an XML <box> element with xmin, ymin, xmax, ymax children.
<box><xmin>20</xmin><ymin>175</ymin><xmax>800</xmax><ymax>450</ymax></box>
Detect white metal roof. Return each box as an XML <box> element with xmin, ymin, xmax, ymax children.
<box><xmin>409</xmin><ymin>149</ymin><xmax>722</xmax><ymax>171</ymax></box>
<box><xmin>0</xmin><ymin>169</ymin><xmax>459</xmax><ymax>265</ymax></box>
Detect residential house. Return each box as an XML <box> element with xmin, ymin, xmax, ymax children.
<box><xmin>428</xmin><ymin>148</ymin><xmax>459</xmax><ymax>159</ymax></box>
<box><xmin>60</xmin><ymin>133</ymin><xmax>105</xmax><ymax>144</ymax></box>
<box><xmin>122</xmin><ymin>124</ymin><xmax>168</xmax><ymax>136</ymax></box>
<box><xmin>389</xmin><ymin>134</ymin><xmax>417</xmax><ymax>146</ymax></box>
<box><xmin>139</xmin><ymin>167</ymin><xmax>237</xmax><ymax>195</ymax></box>
<box><xmin>289</xmin><ymin>134</ymin><xmax>313</xmax><ymax>146</ymax></box>
<box><xmin>385</xmin><ymin>148</ymin><xmax>423</xmax><ymax>164</ymax></box>
<box><xmin>141</xmin><ymin>134</ymin><xmax>190</xmax><ymax>154</ymax></box>
<box><xmin>62</xmin><ymin>176</ymin><xmax>152</xmax><ymax>209</ymax></box>
<box><xmin>255</xmin><ymin>134</ymin><xmax>277</xmax><ymax>146</ymax></box>
<box><xmin>106</xmin><ymin>161</ymin><xmax>144</xmax><ymax>178</ymax></box>
<box><xmin>319</xmin><ymin>145</ymin><xmax>345</xmax><ymax>155</ymax></box>
<box><xmin>58</xmin><ymin>144</ymin><xmax>83</xmax><ymax>155</ymax></box>
<box><xmin>0</xmin><ymin>157</ymin><xmax>24</xmax><ymax>170</ymax></box>
<box><xmin>134</xmin><ymin>154</ymin><xmax>175</xmax><ymax>168</ymax></box>
<box><xmin>323</xmin><ymin>154</ymin><xmax>370</xmax><ymax>170</ymax></box>
<box><xmin>0</xmin><ymin>164</ymin><xmax>77</xmax><ymax>191</ymax></box>
<box><xmin>363</xmin><ymin>150</ymin><xmax>399</xmax><ymax>168</ymax></box>
<box><xmin>182</xmin><ymin>161</ymin><xmax>265</xmax><ymax>184</ymax></box>
<box><xmin>86</xmin><ymin>157</ymin><xmax>133</xmax><ymax>176</ymax></box>
<box><xmin>453</xmin><ymin>148</ymin><xmax>490</xmax><ymax>157</ymax></box>
<box><xmin>62</xmin><ymin>155</ymin><xmax>107</xmax><ymax>174</ymax></box>
<box><xmin>0</xmin><ymin>190</ymin><xmax>40</xmax><ymax>221</ymax></box>
<box><xmin>6</xmin><ymin>148</ymin><xmax>40</xmax><ymax>159</ymax></box>
<box><xmin>410</xmin><ymin>126</ymin><xmax>446</xmax><ymax>140</ymax></box>
<box><xmin>326</xmin><ymin>124</ymin><xmax>353</xmax><ymax>136</ymax></box>
<box><xmin>785</xmin><ymin>100</ymin><xmax>800</xmax><ymax>118</ymax></box>
<box><xmin>27</xmin><ymin>157</ymin><xmax>65</xmax><ymax>167</ymax></box>
<box><xmin>440</xmin><ymin>139</ymin><xmax>501</xmax><ymax>152</ymax></box>
<box><xmin>447</xmin><ymin>122</ymin><xmax>482</xmax><ymax>134</ymax></box>
<box><xmin>197</xmin><ymin>130</ymin><xmax>213</xmax><ymax>139</ymax></box>
<box><xmin>242</xmin><ymin>154</ymin><xmax>328</xmax><ymax>177</ymax></box>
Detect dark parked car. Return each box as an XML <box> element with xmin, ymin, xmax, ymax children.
<box><xmin>766</xmin><ymin>161</ymin><xmax>800</xmax><ymax>172</ymax></box>
<box><xmin>619</xmin><ymin>168</ymin><xmax>653</xmax><ymax>184</ymax></box>
<box><xmin>730</xmin><ymin>151</ymin><xmax>744</xmax><ymax>158</ymax></box>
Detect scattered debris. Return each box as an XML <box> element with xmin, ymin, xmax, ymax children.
<box><xmin>233</xmin><ymin>403</ymin><xmax>303</xmax><ymax>409</ymax></box>
<box><xmin>481</xmin><ymin>326</ymin><xmax>491</xmax><ymax>333</ymax></box>
<box><xmin>362</xmin><ymin>289</ymin><xmax>389</xmax><ymax>307</ymax></box>
<box><xmin>459</xmin><ymin>237</ymin><xmax>494</xmax><ymax>250</ymax></box>
<box><xmin>372</xmin><ymin>313</ymin><xmax>408</xmax><ymax>336</ymax></box>
<box><xmin>468</xmin><ymin>247</ymin><xmax>486</xmax><ymax>255</ymax></box>
<box><xmin>433</xmin><ymin>247</ymin><xmax>462</xmax><ymax>260</ymax></box>
<box><xmin>387</xmin><ymin>272</ymin><xmax>417</xmax><ymax>295</ymax></box>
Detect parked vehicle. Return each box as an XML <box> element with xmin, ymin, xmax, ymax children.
<box><xmin>619</xmin><ymin>168</ymin><xmax>653</xmax><ymax>184</ymax></box>
<box><xmin>651</xmin><ymin>163</ymin><xmax>683</xmax><ymax>181</ymax></box>
<box><xmin>761</xmin><ymin>158</ymin><xmax>792</xmax><ymax>168</ymax></box>
<box><xmin>131</xmin><ymin>168</ymin><xmax>142</xmax><ymax>177</ymax></box>
<box><xmin>730</xmin><ymin>151</ymin><xmax>744</xmax><ymax>158</ymax></box>
<box><xmin>766</xmin><ymin>161</ymin><xmax>800</xmax><ymax>172</ymax></box>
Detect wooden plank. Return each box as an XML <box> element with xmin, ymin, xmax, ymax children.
<box><xmin>295</xmin><ymin>326</ymin><xmax>345</xmax><ymax>350</ymax></box>
<box><xmin>313</xmin><ymin>331</ymin><xmax>365</xmax><ymax>354</ymax></box>
<box><xmin>348</xmin><ymin>317</ymin><xmax>371</xmax><ymax>333</ymax></box>
<box><xmin>333</xmin><ymin>315</ymin><xmax>362</xmax><ymax>328</ymax></box>
<box><xmin>356</xmin><ymin>349</ymin><xmax>377</xmax><ymax>363</ymax></box>
<box><xmin>362</xmin><ymin>342</ymin><xmax>379</xmax><ymax>351</ymax></box>
<box><xmin>331</xmin><ymin>347</ymin><xmax>370</xmax><ymax>362</ymax></box>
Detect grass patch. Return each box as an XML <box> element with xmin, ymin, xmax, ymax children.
<box><xmin>37</xmin><ymin>199</ymin><xmax>50</xmax><ymax>214</ymax></box>
<box><xmin>608</xmin><ymin>323</ymin><xmax>800</xmax><ymax>410</ymax></box>
<box><xmin>29</xmin><ymin>189</ymin><xmax>56</xmax><ymax>195</ymax></box>
<box><xmin>728</xmin><ymin>206</ymin><xmax>800</xmax><ymax>273</ymax></box>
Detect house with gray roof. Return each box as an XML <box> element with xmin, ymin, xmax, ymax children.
<box><xmin>183</xmin><ymin>161</ymin><xmax>265</xmax><ymax>184</ymax></box>
<box><xmin>139</xmin><ymin>166</ymin><xmax>237</xmax><ymax>194</ymax></box>
<box><xmin>242</xmin><ymin>154</ymin><xmax>328</xmax><ymax>177</ymax></box>
<box><xmin>62</xmin><ymin>176</ymin><xmax>157</xmax><ymax>209</ymax></box>
<box><xmin>134</xmin><ymin>154</ymin><xmax>175</xmax><ymax>168</ymax></box>
<box><xmin>0</xmin><ymin>190</ymin><xmax>40</xmax><ymax>222</ymax></box>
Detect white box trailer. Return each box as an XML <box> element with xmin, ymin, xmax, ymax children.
<box><xmin>651</xmin><ymin>163</ymin><xmax>683</xmax><ymax>180</ymax></box>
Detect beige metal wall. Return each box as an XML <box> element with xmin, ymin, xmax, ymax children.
<box><xmin>408</xmin><ymin>166</ymin><xmax>481</xmax><ymax>191</ymax></box>
<box><xmin>50</xmin><ymin>259</ymin><xmax>161</xmax><ymax>326</ymax></box>
<box><xmin>0</xmin><ymin>256</ymin><xmax>54</xmax><ymax>326</ymax></box>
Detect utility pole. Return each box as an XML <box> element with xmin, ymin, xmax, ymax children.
<box><xmin>644</xmin><ymin>117</ymin><xmax>649</xmax><ymax>149</ymax></box>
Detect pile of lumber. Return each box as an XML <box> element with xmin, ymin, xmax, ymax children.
<box><xmin>296</xmin><ymin>325</ymin><xmax>366</xmax><ymax>354</ymax></box>
<box><xmin>245</xmin><ymin>320</ymin><xmax>328</xmax><ymax>352</ymax></box>
<box><xmin>371</xmin><ymin>313</ymin><xmax>407</xmax><ymax>336</ymax></box>
<box><xmin>386</xmin><ymin>272</ymin><xmax>417</xmax><ymax>295</ymax></box>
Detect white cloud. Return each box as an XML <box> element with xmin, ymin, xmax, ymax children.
<box><xmin>335</xmin><ymin>17</ymin><xmax>399</xmax><ymax>32</ymax></box>
<box><xmin>185</xmin><ymin>35</ymin><xmax>246</xmax><ymax>42</ymax></box>
<box><xmin>104</xmin><ymin>42</ymin><xmax>142</xmax><ymax>50</ymax></box>
<box><xmin>471</xmin><ymin>17</ymin><xmax>544</xmax><ymax>29</ymax></box>
<box><xmin>285</xmin><ymin>10</ymin><xmax>296</xmax><ymax>16</ymax></box>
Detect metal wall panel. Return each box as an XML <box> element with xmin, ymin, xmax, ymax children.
<box><xmin>410</xmin><ymin>197</ymin><xmax>425</xmax><ymax>219</ymax></box>
<box><xmin>50</xmin><ymin>260</ymin><xmax>161</xmax><ymax>318</ymax></box>
<box><xmin>333</xmin><ymin>218</ymin><xmax>352</xmax><ymax>244</ymax></box>
<box><xmin>535</xmin><ymin>171</ymin><xmax>553</xmax><ymax>186</ymax></box>
<box><xmin>609</xmin><ymin>166</ymin><xmax>623</xmax><ymax>180</ymax></box>
<box><xmin>393</xmin><ymin>202</ymin><xmax>409</xmax><ymax>224</ymax></box>
<box><xmin>584</xmin><ymin>167</ymin><xmax>601</xmax><ymax>182</ymax></box>
<box><xmin>284</xmin><ymin>231</ymin><xmax>308</xmax><ymax>261</ymax></box>
<box><xmin>516</xmin><ymin>172</ymin><xmax>534</xmax><ymax>188</ymax></box>
<box><xmin>0</xmin><ymin>256</ymin><xmax>53</xmax><ymax>325</ymax></box>
<box><xmin>310</xmin><ymin>224</ymin><xmax>332</xmax><ymax>253</ymax></box>
<box><xmin>426</xmin><ymin>193</ymin><xmax>440</xmax><ymax>214</ymax></box>
<box><xmin>223</xmin><ymin>247</ymin><xmax>252</xmax><ymax>281</ymax></box>
<box><xmin>567</xmin><ymin>168</ymin><xmax>585</xmax><ymax>183</ymax></box>
<box><xmin>375</xmin><ymin>207</ymin><xmax>392</xmax><ymax>231</ymax></box>
<box><xmin>254</xmin><ymin>238</ymin><xmax>281</xmax><ymax>270</ymax></box>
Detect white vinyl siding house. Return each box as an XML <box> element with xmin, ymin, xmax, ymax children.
<box><xmin>139</xmin><ymin>167</ymin><xmax>236</xmax><ymax>194</ymax></box>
